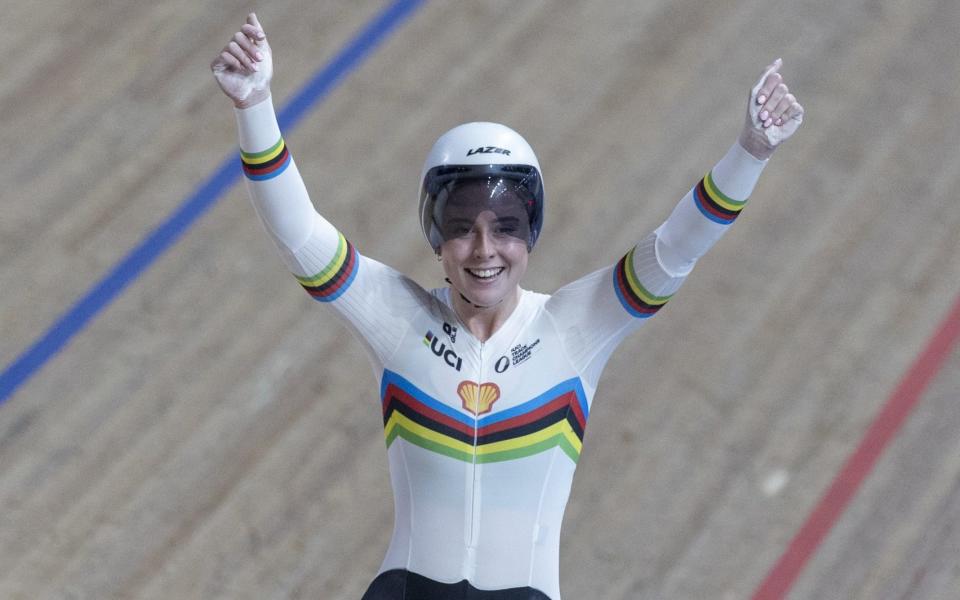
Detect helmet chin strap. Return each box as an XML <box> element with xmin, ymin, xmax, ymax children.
<box><xmin>444</xmin><ymin>277</ymin><xmax>504</xmax><ymax>310</ymax></box>
<box><xmin>438</xmin><ymin>251</ymin><xmax>506</xmax><ymax>310</ymax></box>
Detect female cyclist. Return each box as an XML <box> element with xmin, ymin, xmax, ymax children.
<box><xmin>212</xmin><ymin>13</ymin><xmax>804</xmax><ymax>600</ymax></box>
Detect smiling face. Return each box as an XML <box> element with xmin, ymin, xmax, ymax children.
<box><xmin>438</xmin><ymin>180</ymin><xmax>530</xmax><ymax>311</ymax></box>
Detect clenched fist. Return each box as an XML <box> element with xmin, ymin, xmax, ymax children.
<box><xmin>739</xmin><ymin>59</ymin><xmax>805</xmax><ymax>160</ymax></box>
<box><xmin>211</xmin><ymin>13</ymin><xmax>273</xmax><ymax>109</ymax></box>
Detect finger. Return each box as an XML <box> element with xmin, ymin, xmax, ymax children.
<box><xmin>770</xmin><ymin>93</ymin><xmax>795</xmax><ymax>123</ymax></box>
<box><xmin>758</xmin><ymin>57</ymin><xmax>783</xmax><ymax>79</ymax></box>
<box><xmin>249</xmin><ymin>12</ymin><xmax>263</xmax><ymax>34</ymax></box>
<box><xmin>216</xmin><ymin>50</ymin><xmax>244</xmax><ymax>73</ymax></box>
<box><xmin>233</xmin><ymin>31</ymin><xmax>263</xmax><ymax>62</ymax></box>
<box><xmin>786</xmin><ymin>101</ymin><xmax>804</xmax><ymax>121</ymax></box>
<box><xmin>241</xmin><ymin>23</ymin><xmax>265</xmax><ymax>44</ymax></box>
<box><xmin>758</xmin><ymin>73</ymin><xmax>783</xmax><ymax>107</ymax></box>
<box><xmin>760</xmin><ymin>83</ymin><xmax>788</xmax><ymax>123</ymax></box>
<box><xmin>754</xmin><ymin>58</ymin><xmax>783</xmax><ymax>104</ymax></box>
<box><xmin>228</xmin><ymin>40</ymin><xmax>258</xmax><ymax>71</ymax></box>
<box><xmin>248</xmin><ymin>13</ymin><xmax>268</xmax><ymax>48</ymax></box>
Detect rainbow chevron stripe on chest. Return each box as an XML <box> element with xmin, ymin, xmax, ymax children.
<box><xmin>381</xmin><ymin>370</ymin><xmax>589</xmax><ymax>464</ymax></box>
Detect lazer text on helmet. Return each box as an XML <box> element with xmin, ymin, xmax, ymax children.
<box><xmin>466</xmin><ymin>146</ymin><xmax>511</xmax><ymax>157</ymax></box>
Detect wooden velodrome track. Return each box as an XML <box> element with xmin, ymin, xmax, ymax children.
<box><xmin>2</xmin><ymin>0</ymin><xmax>959</xmax><ymax>598</ymax></box>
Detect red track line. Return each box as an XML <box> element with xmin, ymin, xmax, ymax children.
<box><xmin>752</xmin><ymin>293</ymin><xmax>960</xmax><ymax>600</ymax></box>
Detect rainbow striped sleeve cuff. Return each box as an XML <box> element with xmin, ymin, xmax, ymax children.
<box><xmin>613</xmin><ymin>246</ymin><xmax>674</xmax><ymax>318</ymax></box>
<box><xmin>692</xmin><ymin>170</ymin><xmax>748</xmax><ymax>225</ymax></box>
<box><xmin>294</xmin><ymin>231</ymin><xmax>359</xmax><ymax>302</ymax></box>
<box><xmin>240</xmin><ymin>137</ymin><xmax>292</xmax><ymax>181</ymax></box>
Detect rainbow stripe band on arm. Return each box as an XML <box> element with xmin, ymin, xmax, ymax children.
<box><xmin>241</xmin><ymin>137</ymin><xmax>292</xmax><ymax>181</ymax></box>
<box><xmin>693</xmin><ymin>170</ymin><xmax>748</xmax><ymax>225</ymax></box>
<box><xmin>295</xmin><ymin>231</ymin><xmax>359</xmax><ymax>302</ymax></box>
<box><xmin>613</xmin><ymin>247</ymin><xmax>673</xmax><ymax>318</ymax></box>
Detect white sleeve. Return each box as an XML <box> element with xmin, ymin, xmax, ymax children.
<box><xmin>546</xmin><ymin>142</ymin><xmax>767</xmax><ymax>388</ymax></box>
<box><xmin>235</xmin><ymin>97</ymin><xmax>425</xmax><ymax>366</ymax></box>
<box><xmin>654</xmin><ymin>142</ymin><xmax>767</xmax><ymax>275</ymax></box>
<box><xmin>235</xmin><ymin>96</ymin><xmax>315</xmax><ymax>253</ymax></box>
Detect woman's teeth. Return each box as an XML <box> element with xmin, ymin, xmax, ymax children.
<box><xmin>467</xmin><ymin>267</ymin><xmax>504</xmax><ymax>280</ymax></box>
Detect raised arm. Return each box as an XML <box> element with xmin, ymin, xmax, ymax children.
<box><xmin>211</xmin><ymin>14</ymin><xmax>424</xmax><ymax>367</ymax></box>
<box><xmin>211</xmin><ymin>13</ymin><xmax>321</xmax><ymax>261</ymax></box>
<box><xmin>655</xmin><ymin>58</ymin><xmax>804</xmax><ymax>277</ymax></box>
<box><xmin>547</xmin><ymin>60</ymin><xmax>805</xmax><ymax>387</ymax></box>
<box><xmin>213</xmin><ymin>14</ymin><xmax>391</xmax><ymax>311</ymax></box>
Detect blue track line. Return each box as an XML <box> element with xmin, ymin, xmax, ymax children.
<box><xmin>0</xmin><ymin>0</ymin><xmax>426</xmax><ymax>406</ymax></box>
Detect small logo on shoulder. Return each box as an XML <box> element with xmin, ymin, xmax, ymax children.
<box><xmin>466</xmin><ymin>146</ymin><xmax>511</xmax><ymax>157</ymax></box>
<box><xmin>442</xmin><ymin>321</ymin><xmax>458</xmax><ymax>344</ymax></box>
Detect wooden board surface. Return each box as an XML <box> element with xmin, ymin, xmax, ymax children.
<box><xmin>1</xmin><ymin>0</ymin><xmax>958</xmax><ymax>598</ymax></box>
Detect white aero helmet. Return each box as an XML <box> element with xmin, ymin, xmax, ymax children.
<box><xmin>418</xmin><ymin>122</ymin><xmax>544</xmax><ymax>252</ymax></box>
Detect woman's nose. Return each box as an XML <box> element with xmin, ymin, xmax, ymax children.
<box><xmin>472</xmin><ymin>229</ymin><xmax>496</xmax><ymax>257</ymax></box>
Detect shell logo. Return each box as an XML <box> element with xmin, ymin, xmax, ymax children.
<box><xmin>457</xmin><ymin>381</ymin><xmax>501</xmax><ymax>416</ymax></box>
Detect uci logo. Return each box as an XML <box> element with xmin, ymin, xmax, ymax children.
<box><xmin>423</xmin><ymin>330</ymin><xmax>462</xmax><ymax>372</ymax></box>
<box><xmin>466</xmin><ymin>146</ymin><xmax>511</xmax><ymax>157</ymax></box>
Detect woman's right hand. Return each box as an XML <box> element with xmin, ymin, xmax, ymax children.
<box><xmin>211</xmin><ymin>13</ymin><xmax>273</xmax><ymax>109</ymax></box>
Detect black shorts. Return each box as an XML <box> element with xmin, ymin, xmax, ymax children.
<box><xmin>361</xmin><ymin>569</ymin><xmax>552</xmax><ymax>600</ymax></box>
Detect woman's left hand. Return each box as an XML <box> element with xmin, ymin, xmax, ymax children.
<box><xmin>739</xmin><ymin>58</ymin><xmax>805</xmax><ymax>160</ymax></box>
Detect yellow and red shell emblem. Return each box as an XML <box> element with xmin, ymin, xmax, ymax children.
<box><xmin>458</xmin><ymin>381</ymin><xmax>501</xmax><ymax>416</ymax></box>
